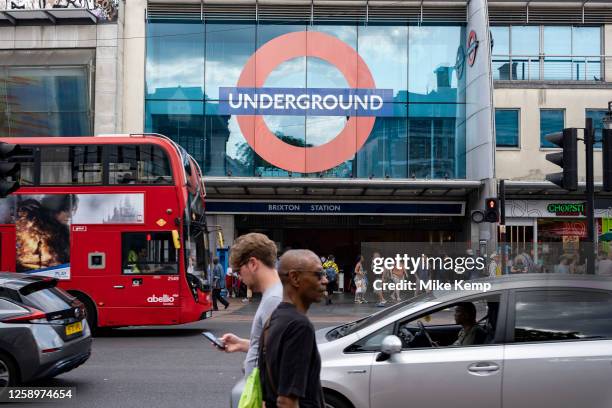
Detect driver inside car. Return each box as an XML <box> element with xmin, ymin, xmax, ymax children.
<box><xmin>452</xmin><ymin>302</ymin><xmax>487</xmax><ymax>346</ymax></box>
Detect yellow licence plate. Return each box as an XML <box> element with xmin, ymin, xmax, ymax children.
<box><xmin>65</xmin><ymin>321</ymin><xmax>83</xmax><ymax>336</ymax></box>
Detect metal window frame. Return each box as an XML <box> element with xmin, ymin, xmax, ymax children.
<box><xmin>497</xmin><ymin>23</ymin><xmax>603</xmax><ymax>82</ymax></box>
<box><xmin>539</xmin><ymin>108</ymin><xmax>566</xmax><ymax>150</ymax></box>
<box><xmin>495</xmin><ymin>108</ymin><xmax>521</xmax><ymax>149</ymax></box>
<box><xmin>0</xmin><ymin>51</ymin><xmax>95</xmax><ymax>137</ymax></box>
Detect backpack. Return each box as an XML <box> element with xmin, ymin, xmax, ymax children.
<box><xmin>325</xmin><ymin>267</ymin><xmax>337</xmax><ymax>282</ymax></box>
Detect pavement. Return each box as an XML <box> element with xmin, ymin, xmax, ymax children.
<box><xmin>212</xmin><ymin>291</ymin><xmax>403</xmax><ymax>323</ymax></box>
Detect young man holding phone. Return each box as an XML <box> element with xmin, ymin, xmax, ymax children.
<box><xmin>219</xmin><ymin>233</ymin><xmax>283</xmax><ymax>377</ymax></box>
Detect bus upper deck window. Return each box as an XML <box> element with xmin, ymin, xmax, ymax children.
<box><xmin>108</xmin><ymin>145</ymin><xmax>173</xmax><ymax>185</ymax></box>
<box><xmin>40</xmin><ymin>145</ymin><xmax>102</xmax><ymax>185</ymax></box>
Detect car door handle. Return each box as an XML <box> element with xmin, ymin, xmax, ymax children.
<box><xmin>113</xmin><ymin>285</ymin><xmax>125</xmax><ymax>289</ymax></box>
<box><xmin>468</xmin><ymin>362</ymin><xmax>500</xmax><ymax>373</ymax></box>
<box><xmin>347</xmin><ymin>370</ymin><xmax>366</xmax><ymax>374</ymax></box>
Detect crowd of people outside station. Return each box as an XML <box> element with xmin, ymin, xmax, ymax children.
<box><xmin>501</xmin><ymin>247</ymin><xmax>612</xmax><ymax>276</ymax></box>
<box><xmin>212</xmin><ymin>242</ymin><xmax>612</xmax><ymax>312</ymax></box>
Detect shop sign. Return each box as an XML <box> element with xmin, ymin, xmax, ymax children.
<box><xmin>219</xmin><ymin>31</ymin><xmax>392</xmax><ymax>173</ymax></box>
<box><xmin>546</xmin><ymin>203</ymin><xmax>585</xmax><ymax>217</ymax></box>
<box><xmin>506</xmin><ymin>200</ymin><xmax>612</xmax><ymax>219</ymax></box>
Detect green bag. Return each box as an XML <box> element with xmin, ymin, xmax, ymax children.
<box><xmin>238</xmin><ymin>367</ymin><xmax>262</xmax><ymax>408</ymax></box>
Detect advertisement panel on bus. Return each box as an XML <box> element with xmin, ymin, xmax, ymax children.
<box><xmin>0</xmin><ymin>193</ymin><xmax>144</xmax><ymax>280</ymax></box>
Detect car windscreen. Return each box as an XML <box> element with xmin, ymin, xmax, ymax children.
<box><xmin>21</xmin><ymin>287</ymin><xmax>72</xmax><ymax>313</ymax></box>
<box><xmin>326</xmin><ymin>292</ymin><xmax>439</xmax><ymax>340</ymax></box>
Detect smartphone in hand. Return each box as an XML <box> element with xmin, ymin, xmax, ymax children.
<box><xmin>202</xmin><ymin>331</ymin><xmax>226</xmax><ymax>350</ymax></box>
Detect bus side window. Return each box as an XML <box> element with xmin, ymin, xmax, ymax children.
<box><xmin>108</xmin><ymin>145</ymin><xmax>173</xmax><ymax>185</ymax></box>
<box><xmin>16</xmin><ymin>147</ymin><xmax>35</xmax><ymax>186</ymax></box>
<box><xmin>40</xmin><ymin>145</ymin><xmax>102</xmax><ymax>185</ymax></box>
<box><xmin>122</xmin><ymin>232</ymin><xmax>178</xmax><ymax>275</ymax></box>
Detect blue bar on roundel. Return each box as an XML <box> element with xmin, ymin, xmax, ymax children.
<box><xmin>218</xmin><ymin>87</ymin><xmax>394</xmax><ymax>117</ymax></box>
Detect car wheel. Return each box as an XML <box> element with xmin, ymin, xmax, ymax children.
<box><xmin>0</xmin><ymin>353</ymin><xmax>17</xmax><ymax>392</ymax></box>
<box><xmin>324</xmin><ymin>391</ymin><xmax>352</xmax><ymax>408</ymax></box>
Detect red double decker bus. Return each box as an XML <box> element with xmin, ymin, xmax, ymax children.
<box><xmin>0</xmin><ymin>134</ymin><xmax>213</xmax><ymax>331</ymax></box>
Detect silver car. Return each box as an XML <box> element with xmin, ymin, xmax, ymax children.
<box><xmin>317</xmin><ymin>275</ymin><xmax>612</xmax><ymax>408</ymax></box>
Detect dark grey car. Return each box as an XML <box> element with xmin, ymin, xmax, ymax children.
<box><xmin>0</xmin><ymin>273</ymin><xmax>92</xmax><ymax>389</ymax></box>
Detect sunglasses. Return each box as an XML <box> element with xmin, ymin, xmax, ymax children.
<box><xmin>292</xmin><ymin>269</ymin><xmax>326</xmax><ymax>280</ymax></box>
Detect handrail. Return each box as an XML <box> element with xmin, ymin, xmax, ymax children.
<box><xmin>491</xmin><ymin>54</ymin><xmax>605</xmax><ymax>81</ymax></box>
<box><xmin>492</xmin><ymin>54</ymin><xmax>605</xmax><ymax>58</ymax></box>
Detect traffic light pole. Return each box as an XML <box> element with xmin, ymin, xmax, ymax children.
<box><xmin>499</xmin><ymin>179</ymin><xmax>506</xmax><ymax>274</ymax></box>
<box><xmin>585</xmin><ymin>118</ymin><xmax>596</xmax><ymax>275</ymax></box>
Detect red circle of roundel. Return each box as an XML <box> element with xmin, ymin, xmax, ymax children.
<box><xmin>236</xmin><ymin>31</ymin><xmax>377</xmax><ymax>173</ymax></box>
<box><xmin>467</xmin><ymin>30</ymin><xmax>478</xmax><ymax>67</ymax></box>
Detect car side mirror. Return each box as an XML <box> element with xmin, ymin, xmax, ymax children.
<box><xmin>376</xmin><ymin>335</ymin><xmax>402</xmax><ymax>362</ymax></box>
<box><xmin>381</xmin><ymin>335</ymin><xmax>402</xmax><ymax>355</ymax></box>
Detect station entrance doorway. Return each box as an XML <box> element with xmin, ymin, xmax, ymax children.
<box><xmin>235</xmin><ymin>214</ymin><xmax>465</xmax><ymax>288</ymax></box>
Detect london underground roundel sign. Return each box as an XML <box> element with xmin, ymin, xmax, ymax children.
<box><xmin>219</xmin><ymin>31</ymin><xmax>394</xmax><ymax>173</ymax></box>
<box><xmin>467</xmin><ymin>30</ymin><xmax>479</xmax><ymax>67</ymax></box>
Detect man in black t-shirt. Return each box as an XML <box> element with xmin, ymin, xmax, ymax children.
<box><xmin>259</xmin><ymin>249</ymin><xmax>328</xmax><ymax>408</ymax></box>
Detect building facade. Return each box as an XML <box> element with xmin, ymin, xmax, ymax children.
<box><xmin>0</xmin><ymin>1</ymin><xmax>123</xmax><ymax>136</ymax></box>
<box><xmin>2</xmin><ymin>0</ymin><xmax>612</xmax><ymax>274</ymax></box>
<box><xmin>122</xmin><ymin>0</ymin><xmax>498</xmax><ymax>271</ymax></box>
<box><xmin>488</xmin><ymin>3</ymin><xmax>612</xmax><ymax>264</ymax></box>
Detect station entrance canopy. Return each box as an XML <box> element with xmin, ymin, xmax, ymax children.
<box><xmin>203</xmin><ymin>177</ymin><xmax>480</xmax><ymax>201</ymax></box>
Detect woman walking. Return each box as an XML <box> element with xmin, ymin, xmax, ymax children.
<box><xmin>373</xmin><ymin>252</ymin><xmax>387</xmax><ymax>307</ymax></box>
<box><xmin>354</xmin><ymin>255</ymin><xmax>367</xmax><ymax>304</ymax></box>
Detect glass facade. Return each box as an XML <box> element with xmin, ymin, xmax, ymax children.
<box><xmin>491</xmin><ymin>25</ymin><xmax>601</xmax><ymax>81</ymax></box>
<box><xmin>0</xmin><ymin>66</ymin><xmax>91</xmax><ymax>137</ymax></box>
<box><xmin>145</xmin><ymin>21</ymin><xmax>467</xmax><ymax>179</ymax></box>
<box><xmin>495</xmin><ymin>109</ymin><xmax>519</xmax><ymax>147</ymax></box>
<box><xmin>540</xmin><ymin>109</ymin><xmax>565</xmax><ymax>148</ymax></box>
<box><xmin>586</xmin><ymin>109</ymin><xmax>606</xmax><ymax>149</ymax></box>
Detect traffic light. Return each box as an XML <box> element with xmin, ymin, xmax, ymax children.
<box><xmin>0</xmin><ymin>142</ymin><xmax>22</xmax><ymax>198</ymax></box>
<box><xmin>545</xmin><ymin>128</ymin><xmax>578</xmax><ymax>191</ymax></box>
<box><xmin>484</xmin><ymin>197</ymin><xmax>499</xmax><ymax>223</ymax></box>
<box><xmin>603</xmin><ymin>128</ymin><xmax>612</xmax><ymax>192</ymax></box>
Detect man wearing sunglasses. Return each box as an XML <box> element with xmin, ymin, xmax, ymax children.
<box><xmin>221</xmin><ymin>233</ymin><xmax>282</xmax><ymax>378</ymax></box>
<box><xmin>259</xmin><ymin>249</ymin><xmax>328</xmax><ymax>408</ymax></box>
